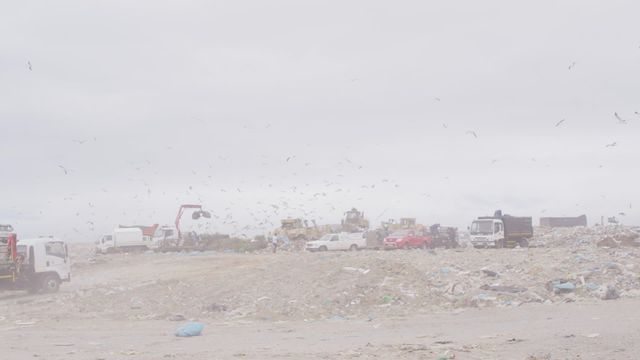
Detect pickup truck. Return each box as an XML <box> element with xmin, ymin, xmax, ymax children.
<box><xmin>306</xmin><ymin>232</ymin><xmax>366</xmax><ymax>252</ymax></box>
<box><xmin>383</xmin><ymin>229</ymin><xmax>432</xmax><ymax>249</ymax></box>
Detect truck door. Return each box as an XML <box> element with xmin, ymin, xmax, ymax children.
<box><xmin>494</xmin><ymin>222</ymin><xmax>504</xmax><ymax>241</ymax></box>
<box><xmin>329</xmin><ymin>234</ymin><xmax>340</xmax><ymax>250</ymax></box>
<box><xmin>42</xmin><ymin>241</ymin><xmax>70</xmax><ymax>280</ymax></box>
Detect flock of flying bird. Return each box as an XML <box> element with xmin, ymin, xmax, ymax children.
<box><xmin>19</xmin><ymin>58</ymin><xmax>639</xmax><ymax>239</ymax></box>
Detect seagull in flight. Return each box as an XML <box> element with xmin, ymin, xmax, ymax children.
<box><xmin>466</xmin><ymin>130</ymin><xmax>478</xmax><ymax>138</ymax></box>
<box><xmin>568</xmin><ymin>61</ymin><xmax>576</xmax><ymax>70</ymax></box>
<box><xmin>614</xmin><ymin>112</ymin><xmax>627</xmax><ymax>124</ymax></box>
<box><xmin>555</xmin><ymin>119</ymin><xmax>566</xmax><ymax>127</ymax></box>
<box><xmin>605</xmin><ymin>142</ymin><xmax>617</xmax><ymax>148</ymax></box>
<box><xmin>27</xmin><ymin>61</ymin><xmax>32</xmax><ymax>71</ymax></box>
<box><xmin>58</xmin><ymin>165</ymin><xmax>70</xmax><ymax>175</ymax></box>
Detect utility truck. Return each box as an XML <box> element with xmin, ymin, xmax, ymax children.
<box><xmin>1</xmin><ymin>231</ymin><xmax>71</xmax><ymax>293</ymax></box>
<box><xmin>469</xmin><ymin>210</ymin><xmax>533</xmax><ymax>248</ymax></box>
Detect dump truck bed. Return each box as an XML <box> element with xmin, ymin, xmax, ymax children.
<box><xmin>503</xmin><ymin>216</ymin><xmax>533</xmax><ymax>239</ymax></box>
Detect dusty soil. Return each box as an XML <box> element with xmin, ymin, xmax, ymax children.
<box><xmin>1</xmin><ymin>242</ymin><xmax>639</xmax><ymax>359</ymax></box>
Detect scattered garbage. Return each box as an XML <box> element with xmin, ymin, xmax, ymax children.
<box><xmin>479</xmin><ymin>285</ymin><xmax>526</xmax><ymax>293</ymax></box>
<box><xmin>602</xmin><ymin>285</ymin><xmax>620</xmax><ymax>300</ymax></box>
<box><xmin>548</xmin><ymin>280</ymin><xmax>576</xmax><ymax>294</ymax></box>
<box><xmin>175</xmin><ymin>322</ymin><xmax>204</xmax><ymax>337</ymax></box>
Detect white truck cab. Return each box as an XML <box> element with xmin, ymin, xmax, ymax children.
<box><xmin>469</xmin><ymin>218</ymin><xmax>504</xmax><ymax>248</ymax></box>
<box><xmin>469</xmin><ymin>211</ymin><xmax>533</xmax><ymax>248</ymax></box>
<box><xmin>306</xmin><ymin>232</ymin><xmax>366</xmax><ymax>252</ymax></box>
<box><xmin>16</xmin><ymin>237</ymin><xmax>71</xmax><ymax>293</ymax></box>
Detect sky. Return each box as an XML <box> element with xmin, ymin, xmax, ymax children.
<box><xmin>1</xmin><ymin>0</ymin><xmax>639</xmax><ymax>242</ymax></box>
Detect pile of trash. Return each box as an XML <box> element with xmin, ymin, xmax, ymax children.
<box><xmin>28</xmin><ymin>244</ymin><xmax>637</xmax><ymax>323</ymax></box>
<box><xmin>533</xmin><ymin>225</ymin><xmax>640</xmax><ymax>248</ymax></box>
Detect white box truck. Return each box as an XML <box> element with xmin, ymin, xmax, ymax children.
<box><xmin>97</xmin><ymin>227</ymin><xmax>157</xmax><ymax>253</ymax></box>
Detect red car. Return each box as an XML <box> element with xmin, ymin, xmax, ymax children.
<box><xmin>383</xmin><ymin>229</ymin><xmax>432</xmax><ymax>249</ymax></box>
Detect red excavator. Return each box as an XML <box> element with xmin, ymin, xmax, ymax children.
<box><xmin>175</xmin><ymin>204</ymin><xmax>211</xmax><ymax>246</ymax></box>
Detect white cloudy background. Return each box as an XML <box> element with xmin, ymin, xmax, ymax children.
<box><xmin>1</xmin><ymin>1</ymin><xmax>639</xmax><ymax>241</ymax></box>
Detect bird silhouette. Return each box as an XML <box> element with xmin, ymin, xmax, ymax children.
<box><xmin>466</xmin><ymin>131</ymin><xmax>478</xmax><ymax>138</ymax></box>
<box><xmin>614</xmin><ymin>112</ymin><xmax>627</xmax><ymax>124</ymax></box>
<box><xmin>555</xmin><ymin>119</ymin><xmax>566</xmax><ymax>127</ymax></box>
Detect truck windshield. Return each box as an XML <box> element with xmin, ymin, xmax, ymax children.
<box><xmin>470</xmin><ymin>221</ymin><xmax>493</xmax><ymax>235</ymax></box>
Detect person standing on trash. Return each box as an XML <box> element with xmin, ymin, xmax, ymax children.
<box><xmin>271</xmin><ymin>234</ymin><xmax>279</xmax><ymax>253</ymax></box>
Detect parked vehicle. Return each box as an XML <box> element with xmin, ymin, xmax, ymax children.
<box><xmin>469</xmin><ymin>210</ymin><xmax>533</xmax><ymax>248</ymax></box>
<box><xmin>383</xmin><ymin>229</ymin><xmax>432</xmax><ymax>249</ymax></box>
<box><xmin>1</xmin><ymin>233</ymin><xmax>71</xmax><ymax>293</ymax></box>
<box><xmin>306</xmin><ymin>232</ymin><xmax>366</xmax><ymax>252</ymax></box>
<box><xmin>429</xmin><ymin>224</ymin><xmax>459</xmax><ymax>248</ymax></box>
<box><xmin>97</xmin><ymin>227</ymin><xmax>155</xmax><ymax>253</ymax></box>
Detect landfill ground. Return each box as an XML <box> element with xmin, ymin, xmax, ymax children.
<box><xmin>2</xmin><ymin>227</ymin><xmax>640</xmax><ymax>359</ymax></box>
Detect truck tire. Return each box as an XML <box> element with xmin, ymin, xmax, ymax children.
<box><xmin>349</xmin><ymin>244</ymin><xmax>358</xmax><ymax>251</ymax></box>
<box><xmin>518</xmin><ymin>239</ymin><xmax>529</xmax><ymax>248</ymax></box>
<box><xmin>40</xmin><ymin>274</ymin><xmax>60</xmax><ymax>293</ymax></box>
<box><xmin>319</xmin><ymin>246</ymin><xmax>328</xmax><ymax>252</ymax></box>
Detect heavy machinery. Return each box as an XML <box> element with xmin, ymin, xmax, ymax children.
<box><xmin>341</xmin><ymin>208</ymin><xmax>369</xmax><ymax>232</ymax></box>
<box><xmin>175</xmin><ymin>204</ymin><xmax>211</xmax><ymax>246</ymax></box>
<box><xmin>469</xmin><ymin>210</ymin><xmax>533</xmax><ymax>248</ymax></box>
<box><xmin>428</xmin><ymin>224</ymin><xmax>459</xmax><ymax>248</ymax></box>
<box><xmin>381</xmin><ymin>218</ymin><xmax>421</xmax><ymax>232</ymax></box>
<box><xmin>274</xmin><ymin>218</ymin><xmax>325</xmax><ymax>241</ymax></box>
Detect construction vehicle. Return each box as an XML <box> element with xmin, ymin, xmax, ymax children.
<box><xmin>469</xmin><ymin>210</ymin><xmax>533</xmax><ymax>248</ymax></box>
<box><xmin>341</xmin><ymin>208</ymin><xmax>369</xmax><ymax>232</ymax></box>
<box><xmin>428</xmin><ymin>224</ymin><xmax>459</xmax><ymax>248</ymax></box>
<box><xmin>274</xmin><ymin>218</ymin><xmax>326</xmax><ymax>241</ymax></box>
<box><xmin>1</xmin><ymin>227</ymin><xmax>71</xmax><ymax>293</ymax></box>
<box><xmin>381</xmin><ymin>218</ymin><xmax>421</xmax><ymax>232</ymax></box>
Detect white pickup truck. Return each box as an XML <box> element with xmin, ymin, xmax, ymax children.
<box><xmin>306</xmin><ymin>232</ymin><xmax>366</xmax><ymax>252</ymax></box>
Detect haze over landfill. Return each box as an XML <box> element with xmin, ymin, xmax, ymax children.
<box><xmin>2</xmin><ymin>1</ymin><xmax>639</xmax><ymax>241</ymax></box>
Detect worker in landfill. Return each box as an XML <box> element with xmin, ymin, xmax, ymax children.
<box><xmin>270</xmin><ymin>234</ymin><xmax>279</xmax><ymax>253</ymax></box>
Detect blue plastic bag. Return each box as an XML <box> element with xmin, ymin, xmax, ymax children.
<box><xmin>175</xmin><ymin>322</ymin><xmax>204</xmax><ymax>337</ymax></box>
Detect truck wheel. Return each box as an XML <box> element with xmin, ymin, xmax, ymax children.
<box><xmin>349</xmin><ymin>244</ymin><xmax>358</xmax><ymax>251</ymax></box>
<box><xmin>518</xmin><ymin>239</ymin><xmax>529</xmax><ymax>248</ymax></box>
<box><xmin>40</xmin><ymin>274</ymin><xmax>60</xmax><ymax>293</ymax></box>
<box><xmin>496</xmin><ymin>240</ymin><xmax>505</xmax><ymax>249</ymax></box>
<box><xmin>319</xmin><ymin>246</ymin><xmax>328</xmax><ymax>252</ymax></box>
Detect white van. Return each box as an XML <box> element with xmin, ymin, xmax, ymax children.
<box><xmin>306</xmin><ymin>232</ymin><xmax>366</xmax><ymax>252</ymax></box>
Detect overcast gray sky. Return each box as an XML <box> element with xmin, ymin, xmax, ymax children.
<box><xmin>1</xmin><ymin>1</ymin><xmax>639</xmax><ymax>241</ymax></box>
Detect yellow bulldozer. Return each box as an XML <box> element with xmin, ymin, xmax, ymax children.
<box><xmin>341</xmin><ymin>208</ymin><xmax>370</xmax><ymax>232</ymax></box>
